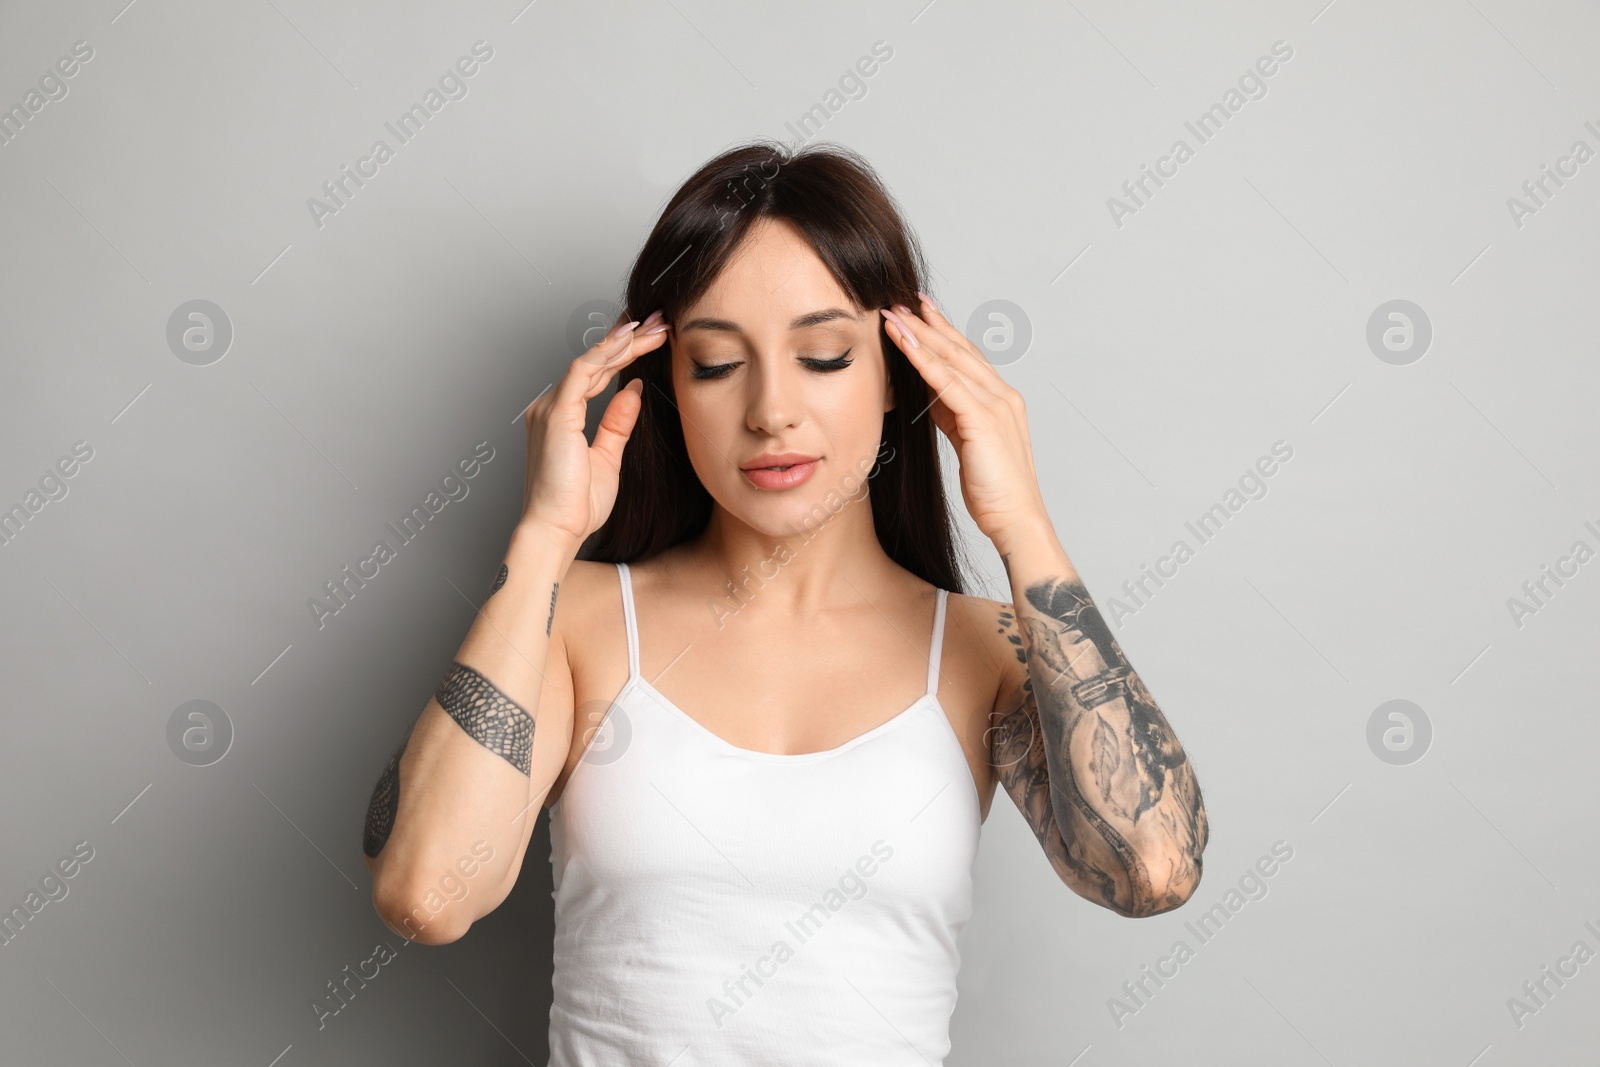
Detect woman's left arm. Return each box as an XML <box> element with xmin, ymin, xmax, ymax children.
<box><xmin>993</xmin><ymin>516</ymin><xmax>1208</xmax><ymax>917</ymax></box>
<box><xmin>881</xmin><ymin>295</ymin><xmax>1208</xmax><ymax>918</ymax></box>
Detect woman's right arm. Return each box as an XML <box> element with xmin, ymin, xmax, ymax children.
<box><xmin>362</xmin><ymin>520</ymin><xmax>579</xmax><ymax>945</ymax></box>
<box><xmin>359</xmin><ymin>309</ymin><xmax>667</xmax><ymax>945</ymax></box>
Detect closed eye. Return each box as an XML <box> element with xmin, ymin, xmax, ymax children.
<box><xmin>689</xmin><ymin>349</ymin><xmax>854</xmax><ymax>380</ymax></box>
<box><xmin>688</xmin><ymin>361</ymin><xmax>737</xmax><ymax>381</ymax></box>
<box><xmin>804</xmin><ymin>349</ymin><xmax>854</xmax><ymax>372</ymax></box>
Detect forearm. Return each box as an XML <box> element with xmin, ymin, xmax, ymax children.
<box><xmin>997</xmin><ymin>517</ymin><xmax>1208</xmax><ymax>916</ymax></box>
<box><xmin>364</xmin><ymin>521</ymin><xmax>576</xmax><ymax>942</ymax></box>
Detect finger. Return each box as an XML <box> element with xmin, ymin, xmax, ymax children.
<box><xmin>892</xmin><ymin>300</ymin><xmax>1009</xmax><ymax>396</ymax></box>
<box><xmin>926</xmin><ymin>392</ymin><xmax>959</xmax><ymax>443</ymax></box>
<box><xmin>590</xmin><ymin>378</ymin><xmax>645</xmax><ymax>473</ymax></box>
<box><xmin>583</xmin><ymin>309</ymin><xmax>667</xmax><ymax>383</ymax></box>
<box><xmin>884</xmin><ymin>306</ymin><xmax>998</xmax><ymax>403</ymax></box>
<box><xmin>913</xmin><ymin>291</ymin><xmax>977</xmax><ymax>352</ymax></box>
<box><xmin>882</xmin><ymin>308</ymin><xmax>995</xmax><ymax>418</ymax></box>
<box><xmin>903</xmin><ymin>297</ymin><xmax>1016</xmax><ymax>405</ymax></box>
<box><xmin>549</xmin><ymin>320</ymin><xmax>665</xmax><ymax>415</ymax></box>
<box><xmin>577</xmin><ymin>326</ymin><xmax>669</xmax><ymax>403</ymax></box>
<box><xmin>527</xmin><ymin>323</ymin><xmax>644</xmax><ymax>434</ymax></box>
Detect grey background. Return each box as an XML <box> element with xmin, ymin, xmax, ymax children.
<box><xmin>2</xmin><ymin>0</ymin><xmax>1596</xmax><ymax>1063</ymax></box>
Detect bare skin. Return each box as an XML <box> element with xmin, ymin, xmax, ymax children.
<box><xmin>361</xmin><ymin>216</ymin><xmax>1205</xmax><ymax>943</ymax></box>
<box><xmin>541</xmin><ymin>553</ymin><xmax>1010</xmax><ymax>824</ymax></box>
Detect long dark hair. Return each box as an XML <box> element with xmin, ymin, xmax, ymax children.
<box><xmin>579</xmin><ymin>139</ymin><xmax>970</xmax><ymax>595</ymax></box>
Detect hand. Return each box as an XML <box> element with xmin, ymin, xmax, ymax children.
<box><xmin>518</xmin><ymin>310</ymin><xmax>669</xmax><ymax>547</ymax></box>
<box><xmin>880</xmin><ymin>295</ymin><xmax>1050</xmax><ymax>550</ymax></box>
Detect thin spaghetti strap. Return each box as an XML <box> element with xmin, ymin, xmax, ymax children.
<box><xmin>616</xmin><ymin>562</ymin><xmax>640</xmax><ymax>680</ymax></box>
<box><xmin>927</xmin><ymin>588</ymin><xmax>948</xmax><ymax>698</ymax></box>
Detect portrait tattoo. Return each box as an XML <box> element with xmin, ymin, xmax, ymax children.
<box><xmin>362</xmin><ymin>741</ymin><xmax>405</xmax><ymax>859</ymax></box>
<box><xmin>488</xmin><ymin>563</ymin><xmax>508</xmax><ymax>598</ymax></box>
<box><xmin>434</xmin><ymin>660</ymin><xmax>535</xmax><ymax>776</ymax></box>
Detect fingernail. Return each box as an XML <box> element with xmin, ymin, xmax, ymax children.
<box><xmin>613</xmin><ymin>320</ymin><xmax>640</xmax><ymax>339</ymax></box>
<box><xmin>642</xmin><ymin>323</ymin><xmax>668</xmax><ymax>335</ymax></box>
<box><xmin>918</xmin><ymin>290</ymin><xmax>938</xmax><ymax>311</ymax></box>
<box><xmin>641</xmin><ymin>309</ymin><xmax>663</xmax><ymax>326</ymax></box>
<box><xmin>884</xmin><ymin>310</ymin><xmax>918</xmax><ymax>348</ymax></box>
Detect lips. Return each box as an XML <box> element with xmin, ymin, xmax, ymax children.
<box><xmin>739</xmin><ymin>452</ymin><xmax>819</xmax><ymax>472</ymax></box>
<box><xmin>740</xmin><ymin>453</ymin><xmax>821</xmax><ymax>490</ymax></box>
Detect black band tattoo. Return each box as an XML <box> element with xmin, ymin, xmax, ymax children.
<box><xmin>547</xmin><ymin>581</ymin><xmax>558</xmax><ymax>637</ymax></box>
<box><xmin>991</xmin><ymin>566</ymin><xmax>1207</xmax><ymax>917</ymax></box>
<box><xmin>488</xmin><ymin>563</ymin><xmax>508</xmax><ymax>598</ymax></box>
<box><xmin>362</xmin><ymin>741</ymin><xmax>405</xmax><ymax>859</ymax></box>
<box><xmin>434</xmin><ymin>660</ymin><xmax>535</xmax><ymax>776</ymax></box>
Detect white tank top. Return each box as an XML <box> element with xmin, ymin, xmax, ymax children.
<box><xmin>546</xmin><ymin>561</ymin><xmax>982</xmax><ymax>1065</ymax></box>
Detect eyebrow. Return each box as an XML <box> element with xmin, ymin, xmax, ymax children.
<box><xmin>676</xmin><ymin>307</ymin><xmax>861</xmax><ymax>333</ymax></box>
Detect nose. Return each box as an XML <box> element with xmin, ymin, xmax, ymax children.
<box><xmin>744</xmin><ymin>356</ymin><xmax>802</xmax><ymax>436</ymax></box>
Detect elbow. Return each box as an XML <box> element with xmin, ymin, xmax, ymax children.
<box><xmin>1132</xmin><ymin>871</ymin><xmax>1201</xmax><ymax>918</ymax></box>
<box><xmin>372</xmin><ymin>880</ymin><xmax>469</xmax><ymax>946</ymax></box>
<box><xmin>1112</xmin><ymin>850</ymin><xmax>1205</xmax><ymax>919</ymax></box>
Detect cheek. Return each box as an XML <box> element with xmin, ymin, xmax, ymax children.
<box><xmin>674</xmin><ymin>388</ymin><xmax>740</xmax><ymax>468</ymax></box>
<box><xmin>827</xmin><ymin>378</ymin><xmax>880</xmax><ymax>420</ymax></box>
<box><xmin>811</xmin><ymin>380</ymin><xmax>889</xmax><ymax>457</ymax></box>
<box><xmin>671</xmin><ymin>354</ymin><xmax>734</xmax><ymax>419</ymax></box>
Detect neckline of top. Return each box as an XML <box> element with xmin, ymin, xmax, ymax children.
<box><xmin>615</xmin><ymin>560</ymin><xmax>949</xmax><ymax>763</ymax></box>
<box><xmin>628</xmin><ymin>674</ymin><xmax>944</xmax><ymax>764</ymax></box>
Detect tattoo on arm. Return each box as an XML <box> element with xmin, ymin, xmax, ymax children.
<box><xmin>363</xmin><ymin>741</ymin><xmax>404</xmax><ymax>859</ymax></box>
<box><xmin>487</xmin><ymin>566</ymin><xmax>555</xmax><ymax>639</ymax></box>
<box><xmin>988</xmin><ymin>649</ymin><xmax>1123</xmax><ymax>908</ymax></box>
<box><xmin>434</xmin><ymin>661</ymin><xmax>536</xmax><ymax>775</ymax></box>
<box><xmin>992</xmin><ymin>567</ymin><xmax>1208</xmax><ymax>916</ymax></box>
<box><xmin>362</xmin><ymin>659</ymin><xmax>538</xmax><ymax>859</ymax></box>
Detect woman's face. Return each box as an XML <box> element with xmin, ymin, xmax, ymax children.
<box><xmin>667</xmin><ymin>217</ymin><xmax>895</xmax><ymax>536</ymax></box>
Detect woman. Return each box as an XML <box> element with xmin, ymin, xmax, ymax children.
<box><xmin>361</xmin><ymin>140</ymin><xmax>1208</xmax><ymax>1064</ymax></box>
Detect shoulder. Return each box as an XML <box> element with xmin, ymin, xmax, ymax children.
<box><xmin>557</xmin><ymin>557</ymin><xmax>622</xmax><ymax>593</ymax></box>
<box><xmin>552</xmin><ymin>557</ymin><xmax>621</xmax><ymax>615</ymax></box>
<box><xmin>941</xmin><ymin>590</ymin><xmax>1029</xmax><ymax>711</ymax></box>
<box><xmin>548</xmin><ymin>559</ymin><xmax>624</xmax><ymax>652</ymax></box>
<box><xmin>942</xmin><ymin>589</ymin><xmax>1024</xmax><ymax>655</ymax></box>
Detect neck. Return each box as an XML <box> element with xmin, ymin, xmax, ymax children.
<box><xmin>674</xmin><ymin>491</ymin><xmax>902</xmax><ymax>615</ymax></box>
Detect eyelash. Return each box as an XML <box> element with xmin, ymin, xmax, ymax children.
<box><xmin>689</xmin><ymin>349</ymin><xmax>854</xmax><ymax>380</ymax></box>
